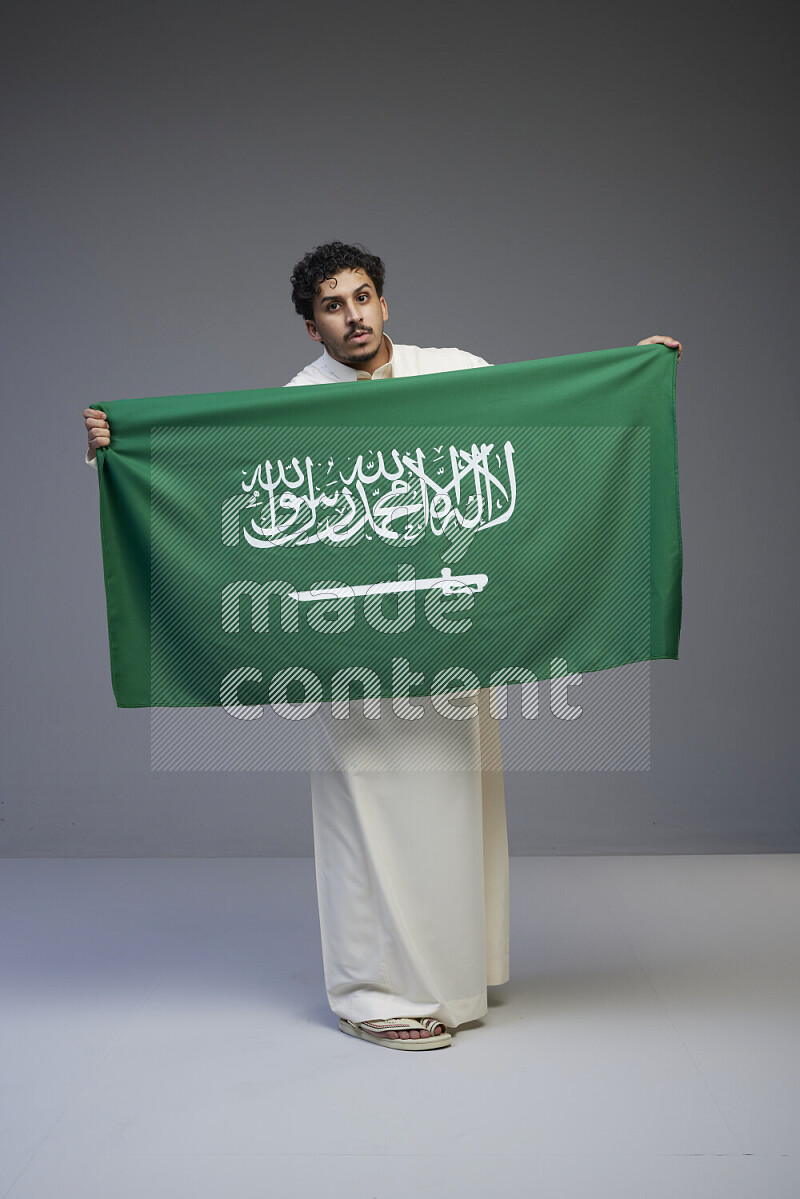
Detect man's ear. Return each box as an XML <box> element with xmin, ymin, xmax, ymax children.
<box><xmin>380</xmin><ymin>296</ymin><xmax>388</xmax><ymax>322</ymax></box>
<box><xmin>305</xmin><ymin>319</ymin><xmax>322</xmax><ymax>343</ymax></box>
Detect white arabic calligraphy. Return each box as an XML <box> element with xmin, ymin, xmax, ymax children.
<box><xmin>226</xmin><ymin>440</ymin><xmax>516</xmax><ymax>549</ymax></box>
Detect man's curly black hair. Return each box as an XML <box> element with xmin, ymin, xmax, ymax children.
<box><xmin>290</xmin><ymin>242</ymin><xmax>386</xmax><ymax>321</ymax></box>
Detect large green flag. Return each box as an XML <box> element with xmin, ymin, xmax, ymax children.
<box><xmin>92</xmin><ymin>344</ymin><xmax>682</xmax><ymax>709</ymax></box>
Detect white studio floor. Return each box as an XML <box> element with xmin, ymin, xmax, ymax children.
<box><xmin>0</xmin><ymin>855</ymin><xmax>798</xmax><ymax>1199</ymax></box>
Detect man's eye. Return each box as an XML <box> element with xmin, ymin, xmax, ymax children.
<box><xmin>327</xmin><ymin>303</ymin><xmax>340</xmax><ymax>312</ymax></box>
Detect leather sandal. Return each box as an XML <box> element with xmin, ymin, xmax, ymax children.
<box><xmin>339</xmin><ymin>1016</ymin><xmax>451</xmax><ymax>1050</ymax></box>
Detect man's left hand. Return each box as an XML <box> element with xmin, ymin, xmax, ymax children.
<box><xmin>637</xmin><ymin>335</ymin><xmax>683</xmax><ymax>363</ymax></box>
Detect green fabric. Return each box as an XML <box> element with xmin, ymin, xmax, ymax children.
<box><xmin>93</xmin><ymin>344</ymin><xmax>682</xmax><ymax>708</ymax></box>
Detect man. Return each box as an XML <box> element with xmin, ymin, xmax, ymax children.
<box><xmin>83</xmin><ymin>241</ymin><xmax>682</xmax><ymax>1050</ymax></box>
<box><xmin>284</xmin><ymin>241</ymin><xmax>491</xmax><ymax>386</ymax></box>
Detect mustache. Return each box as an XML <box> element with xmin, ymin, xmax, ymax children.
<box><xmin>346</xmin><ymin>326</ymin><xmax>373</xmax><ymax>339</ymax></box>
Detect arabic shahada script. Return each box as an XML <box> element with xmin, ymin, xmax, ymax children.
<box><xmin>222</xmin><ymin>440</ymin><xmax>517</xmax><ymax>550</ymax></box>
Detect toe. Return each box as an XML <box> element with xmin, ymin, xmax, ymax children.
<box><xmin>363</xmin><ymin>1019</ymin><xmax>446</xmax><ymax>1041</ymax></box>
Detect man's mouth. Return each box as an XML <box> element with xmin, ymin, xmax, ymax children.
<box><xmin>347</xmin><ymin>328</ymin><xmax>372</xmax><ymax>341</ymax></box>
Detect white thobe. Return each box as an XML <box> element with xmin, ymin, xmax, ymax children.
<box><xmin>288</xmin><ymin>337</ymin><xmax>510</xmax><ymax>1028</ymax></box>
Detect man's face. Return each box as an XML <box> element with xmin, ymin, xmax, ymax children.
<box><xmin>306</xmin><ymin>268</ymin><xmax>388</xmax><ymax>366</ymax></box>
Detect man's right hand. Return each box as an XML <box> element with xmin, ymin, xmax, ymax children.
<box><xmin>84</xmin><ymin>407</ymin><xmax>110</xmax><ymax>460</ymax></box>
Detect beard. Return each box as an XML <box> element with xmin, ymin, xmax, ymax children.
<box><xmin>329</xmin><ymin>328</ymin><xmax>384</xmax><ymax>365</ymax></box>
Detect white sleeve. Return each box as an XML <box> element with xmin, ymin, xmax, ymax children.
<box><xmin>284</xmin><ymin>364</ymin><xmax>326</xmax><ymax>387</ymax></box>
<box><xmin>434</xmin><ymin>348</ymin><xmax>491</xmax><ymax>370</ymax></box>
<box><xmin>85</xmin><ymin>449</ymin><xmax>97</xmax><ymax>469</ymax></box>
<box><xmin>463</xmin><ymin>351</ymin><xmax>492</xmax><ymax>368</ymax></box>
<box><xmin>284</xmin><ymin>373</ymin><xmax>325</xmax><ymax>387</ymax></box>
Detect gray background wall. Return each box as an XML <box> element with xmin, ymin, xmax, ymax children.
<box><xmin>1</xmin><ymin>0</ymin><xmax>797</xmax><ymax>855</ymax></box>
